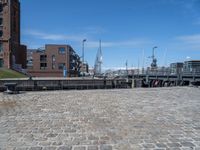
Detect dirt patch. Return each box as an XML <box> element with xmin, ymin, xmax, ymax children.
<box><xmin>0</xmin><ymin>101</ymin><xmax>17</xmax><ymax>109</ymax></box>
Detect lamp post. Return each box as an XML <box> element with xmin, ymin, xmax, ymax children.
<box><xmin>81</xmin><ymin>39</ymin><xmax>87</xmax><ymax>77</ymax></box>
<box><xmin>82</xmin><ymin>39</ymin><xmax>87</xmax><ymax>63</ymax></box>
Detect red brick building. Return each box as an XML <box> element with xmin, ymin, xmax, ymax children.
<box><xmin>28</xmin><ymin>44</ymin><xmax>81</xmax><ymax>77</ymax></box>
<box><xmin>0</xmin><ymin>0</ymin><xmax>27</xmax><ymax>69</ymax></box>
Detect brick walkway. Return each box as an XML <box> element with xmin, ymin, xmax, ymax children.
<box><xmin>0</xmin><ymin>87</ymin><xmax>200</xmax><ymax>150</ymax></box>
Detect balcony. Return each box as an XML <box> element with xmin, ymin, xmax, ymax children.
<box><xmin>70</xmin><ymin>63</ymin><xmax>76</xmax><ymax>68</ymax></box>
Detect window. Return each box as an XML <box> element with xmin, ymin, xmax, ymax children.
<box><xmin>58</xmin><ymin>47</ymin><xmax>66</xmax><ymax>54</ymax></box>
<box><xmin>13</xmin><ymin>20</ymin><xmax>17</xmax><ymax>32</ymax></box>
<box><xmin>0</xmin><ymin>58</ymin><xmax>3</xmax><ymax>67</ymax></box>
<box><xmin>0</xmin><ymin>4</ymin><xmax>3</xmax><ymax>12</ymax></box>
<box><xmin>40</xmin><ymin>63</ymin><xmax>47</xmax><ymax>70</ymax></box>
<box><xmin>40</xmin><ymin>55</ymin><xmax>47</xmax><ymax>62</ymax></box>
<box><xmin>58</xmin><ymin>63</ymin><xmax>65</xmax><ymax>70</ymax></box>
<box><xmin>0</xmin><ymin>30</ymin><xmax>3</xmax><ymax>37</ymax></box>
<box><xmin>52</xmin><ymin>55</ymin><xmax>56</xmax><ymax>62</ymax></box>
<box><xmin>0</xmin><ymin>18</ymin><xmax>3</xmax><ymax>25</ymax></box>
<box><xmin>0</xmin><ymin>43</ymin><xmax>3</xmax><ymax>52</ymax></box>
<box><xmin>13</xmin><ymin>10</ymin><xmax>16</xmax><ymax>17</ymax></box>
<box><xmin>52</xmin><ymin>55</ymin><xmax>56</xmax><ymax>69</ymax></box>
<box><xmin>52</xmin><ymin>64</ymin><xmax>56</xmax><ymax>69</ymax></box>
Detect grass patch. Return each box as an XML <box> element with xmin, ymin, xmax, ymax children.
<box><xmin>0</xmin><ymin>68</ymin><xmax>27</xmax><ymax>79</ymax></box>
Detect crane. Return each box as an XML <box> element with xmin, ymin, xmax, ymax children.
<box><xmin>150</xmin><ymin>46</ymin><xmax>158</xmax><ymax>69</ymax></box>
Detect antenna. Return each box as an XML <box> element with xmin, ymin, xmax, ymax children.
<box><xmin>126</xmin><ymin>60</ymin><xmax>128</xmax><ymax>76</ymax></box>
<box><xmin>142</xmin><ymin>49</ymin><xmax>145</xmax><ymax>69</ymax></box>
<box><xmin>163</xmin><ymin>49</ymin><xmax>167</xmax><ymax>67</ymax></box>
<box><xmin>138</xmin><ymin>57</ymin><xmax>140</xmax><ymax>75</ymax></box>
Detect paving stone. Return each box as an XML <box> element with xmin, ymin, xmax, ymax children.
<box><xmin>64</xmin><ymin>129</ymin><xmax>76</xmax><ymax>133</ymax></box>
<box><xmin>46</xmin><ymin>133</ymin><xmax>58</xmax><ymax>138</ymax></box>
<box><xmin>38</xmin><ymin>141</ymin><xmax>51</xmax><ymax>146</ymax></box>
<box><xmin>181</xmin><ymin>148</ymin><xmax>194</xmax><ymax>150</ymax></box>
<box><xmin>168</xmin><ymin>138</ymin><xmax>180</xmax><ymax>143</ymax></box>
<box><xmin>167</xmin><ymin>143</ymin><xmax>182</xmax><ymax>148</ymax></box>
<box><xmin>194</xmin><ymin>142</ymin><xmax>200</xmax><ymax>146</ymax></box>
<box><xmin>100</xmin><ymin>136</ymin><xmax>109</xmax><ymax>141</ymax></box>
<box><xmin>73</xmin><ymin>146</ymin><xmax>86</xmax><ymax>150</ymax></box>
<box><xmin>29</xmin><ymin>147</ymin><xmax>42</xmax><ymax>150</ymax></box>
<box><xmin>52</xmin><ymin>141</ymin><xmax>63</xmax><ymax>146</ymax></box>
<box><xmin>57</xmin><ymin>146</ymin><xmax>72</xmax><ymax>150</ymax></box>
<box><xmin>14</xmin><ymin>148</ymin><xmax>29</xmax><ymax>150</ymax></box>
<box><xmin>0</xmin><ymin>88</ymin><xmax>200</xmax><ymax>149</ymax></box>
<box><xmin>43</xmin><ymin>147</ymin><xmax>57</xmax><ymax>150</ymax></box>
<box><xmin>193</xmin><ymin>138</ymin><xmax>200</xmax><ymax>141</ymax></box>
<box><xmin>142</xmin><ymin>143</ymin><xmax>155</xmax><ymax>148</ymax></box>
<box><xmin>87</xmin><ymin>146</ymin><xmax>98</xmax><ymax>150</ymax></box>
<box><xmin>194</xmin><ymin>127</ymin><xmax>200</xmax><ymax>130</ymax></box>
<box><xmin>181</xmin><ymin>142</ymin><xmax>195</xmax><ymax>147</ymax></box>
<box><xmin>88</xmin><ymin>135</ymin><xmax>99</xmax><ymax>141</ymax></box>
<box><xmin>166</xmin><ymin>148</ymin><xmax>181</xmax><ymax>150</ymax></box>
<box><xmin>99</xmin><ymin>145</ymin><xmax>112</xmax><ymax>150</ymax></box>
<box><xmin>156</xmin><ymin>143</ymin><xmax>167</xmax><ymax>148</ymax></box>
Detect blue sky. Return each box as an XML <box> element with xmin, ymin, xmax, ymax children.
<box><xmin>21</xmin><ymin>0</ymin><xmax>200</xmax><ymax>69</ymax></box>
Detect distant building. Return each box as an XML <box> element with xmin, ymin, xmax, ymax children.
<box><xmin>0</xmin><ymin>0</ymin><xmax>27</xmax><ymax>69</ymax></box>
<box><xmin>104</xmin><ymin>68</ymin><xmax>136</xmax><ymax>77</ymax></box>
<box><xmin>88</xmin><ymin>67</ymin><xmax>94</xmax><ymax>76</ymax></box>
<box><xmin>183</xmin><ymin>60</ymin><xmax>200</xmax><ymax>74</ymax></box>
<box><xmin>80</xmin><ymin>62</ymin><xmax>89</xmax><ymax>75</ymax></box>
<box><xmin>170</xmin><ymin>62</ymin><xmax>183</xmax><ymax>74</ymax></box>
<box><xmin>26</xmin><ymin>49</ymin><xmax>37</xmax><ymax>69</ymax></box>
<box><xmin>28</xmin><ymin>44</ymin><xmax>81</xmax><ymax>77</ymax></box>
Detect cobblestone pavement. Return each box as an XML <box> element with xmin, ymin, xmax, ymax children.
<box><xmin>0</xmin><ymin>87</ymin><xmax>200</xmax><ymax>150</ymax></box>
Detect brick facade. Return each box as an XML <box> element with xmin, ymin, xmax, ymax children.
<box><xmin>28</xmin><ymin>44</ymin><xmax>81</xmax><ymax>77</ymax></box>
<box><xmin>0</xmin><ymin>0</ymin><xmax>27</xmax><ymax>69</ymax></box>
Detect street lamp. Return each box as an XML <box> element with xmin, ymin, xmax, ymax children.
<box><xmin>81</xmin><ymin>39</ymin><xmax>87</xmax><ymax>77</ymax></box>
<box><xmin>82</xmin><ymin>39</ymin><xmax>87</xmax><ymax>63</ymax></box>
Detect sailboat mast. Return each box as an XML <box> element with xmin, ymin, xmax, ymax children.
<box><xmin>99</xmin><ymin>40</ymin><xmax>102</xmax><ymax>74</ymax></box>
<box><xmin>94</xmin><ymin>40</ymin><xmax>103</xmax><ymax>76</ymax></box>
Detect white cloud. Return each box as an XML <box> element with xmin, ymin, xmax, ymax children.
<box><xmin>177</xmin><ymin>34</ymin><xmax>200</xmax><ymax>44</ymax></box>
<box><xmin>86</xmin><ymin>39</ymin><xmax>151</xmax><ymax>49</ymax></box>
<box><xmin>23</xmin><ymin>29</ymin><xmax>152</xmax><ymax>49</ymax></box>
<box><xmin>174</xmin><ymin>34</ymin><xmax>200</xmax><ymax>50</ymax></box>
<box><xmin>23</xmin><ymin>29</ymin><xmax>85</xmax><ymax>41</ymax></box>
<box><xmin>82</xmin><ymin>26</ymin><xmax>106</xmax><ymax>34</ymax></box>
<box><xmin>186</xmin><ymin>56</ymin><xmax>191</xmax><ymax>60</ymax></box>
